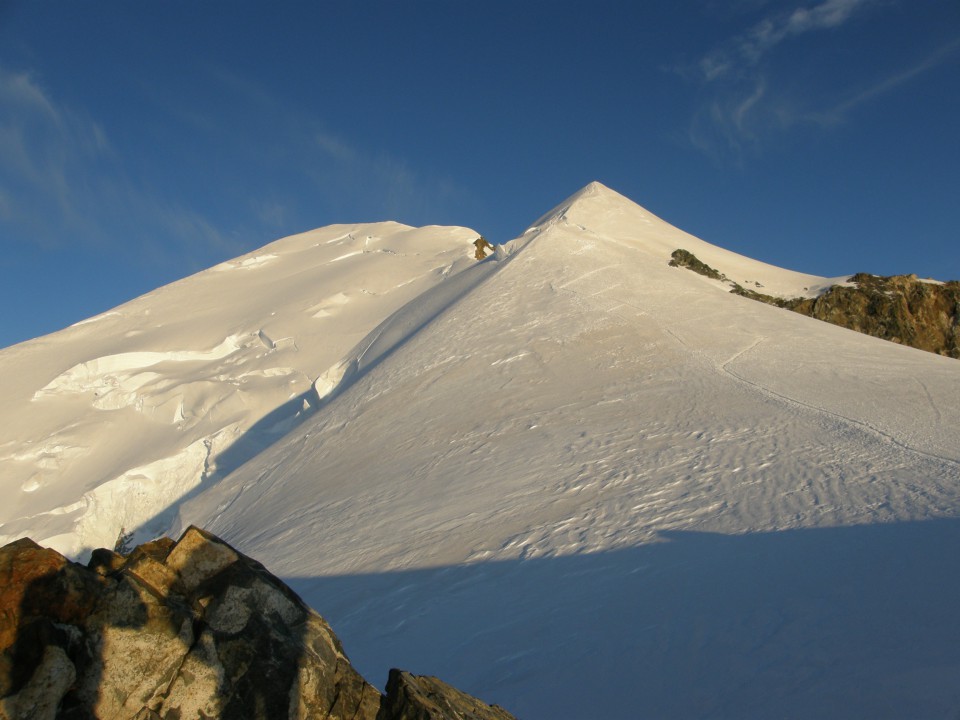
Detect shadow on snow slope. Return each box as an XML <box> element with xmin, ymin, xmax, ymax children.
<box><xmin>125</xmin><ymin>251</ymin><xmax>511</xmax><ymax>553</ymax></box>
<box><xmin>287</xmin><ymin>518</ymin><xmax>960</xmax><ymax>720</ymax></box>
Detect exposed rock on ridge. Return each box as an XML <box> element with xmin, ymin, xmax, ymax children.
<box><xmin>671</xmin><ymin>249</ymin><xmax>960</xmax><ymax>358</ymax></box>
<box><xmin>668</xmin><ymin>248</ymin><xmax>726</xmax><ymax>281</ymax></box>
<box><xmin>0</xmin><ymin>527</ymin><xmax>516</xmax><ymax>720</ymax></box>
<box><xmin>473</xmin><ymin>236</ymin><xmax>495</xmax><ymax>261</ymax></box>
<box><xmin>784</xmin><ymin>273</ymin><xmax>960</xmax><ymax>359</ymax></box>
<box><xmin>381</xmin><ymin>671</ymin><xmax>516</xmax><ymax>720</ymax></box>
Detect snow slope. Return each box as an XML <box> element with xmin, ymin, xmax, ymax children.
<box><xmin>179</xmin><ymin>183</ymin><xmax>960</xmax><ymax>718</ymax></box>
<box><xmin>3</xmin><ymin>182</ymin><xmax>959</xmax><ymax>718</ymax></box>
<box><xmin>0</xmin><ymin>222</ymin><xmax>482</xmax><ymax>557</ymax></box>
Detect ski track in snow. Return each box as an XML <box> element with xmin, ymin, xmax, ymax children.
<box><xmin>721</xmin><ymin>340</ymin><xmax>960</xmax><ymax>472</ymax></box>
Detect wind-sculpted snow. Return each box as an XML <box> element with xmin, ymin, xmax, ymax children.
<box><xmin>0</xmin><ymin>222</ymin><xmax>481</xmax><ymax>558</ymax></box>
<box><xmin>32</xmin><ymin>335</ymin><xmax>247</xmax><ymax>414</ymax></box>
<box><xmin>3</xmin><ymin>182</ymin><xmax>959</xmax><ymax>718</ymax></box>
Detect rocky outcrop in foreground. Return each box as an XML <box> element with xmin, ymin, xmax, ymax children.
<box><xmin>0</xmin><ymin>527</ymin><xmax>516</xmax><ymax>720</ymax></box>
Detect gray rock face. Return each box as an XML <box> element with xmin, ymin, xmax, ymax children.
<box><xmin>380</xmin><ymin>670</ymin><xmax>517</xmax><ymax>720</ymax></box>
<box><xmin>0</xmin><ymin>528</ymin><xmax>516</xmax><ymax>720</ymax></box>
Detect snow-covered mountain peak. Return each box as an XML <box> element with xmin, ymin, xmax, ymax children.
<box><xmin>520</xmin><ymin>181</ymin><xmax>841</xmax><ymax>299</ymax></box>
<box><xmin>3</xmin><ymin>186</ymin><xmax>960</xmax><ymax>719</ymax></box>
<box><xmin>525</xmin><ymin>180</ymin><xmax>641</xmax><ymax>232</ymax></box>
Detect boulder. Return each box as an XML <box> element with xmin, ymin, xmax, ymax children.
<box><xmin>0</xmin><ymin>528</ymin><xmax>516</xmax><ymax>720</ymax></box>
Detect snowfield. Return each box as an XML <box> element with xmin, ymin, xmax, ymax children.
<box><xmin>2</xmin><ymin>182</ymin><xmax>959</xmax><ymax>718</ymax></box>
<box><xmin>0</xmin><ymin>222</ymin><xmax>481</xmax><ymax>556</ymax></box>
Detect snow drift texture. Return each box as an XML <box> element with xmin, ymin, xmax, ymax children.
<box><xmin>2</xmin><ymin>182</ymin><xmax>959</xmax><ymax>718</ymax></box>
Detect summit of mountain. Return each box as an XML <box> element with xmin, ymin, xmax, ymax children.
<box><xmin>522</xmin><ymin>180</ymin><xmax>842</xmax><ymax>298</ymax></box>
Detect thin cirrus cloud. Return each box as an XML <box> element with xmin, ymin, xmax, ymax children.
<box><xmin>307</xmin><ymin>118</ymin><xmax>476</xmax><ymax>225</ymax></box>
<box><xmin>0</xmin><ymin>64</ymin><xmax>236</xmax><ymax>266</ymax></box>
<box><xmin>688</xmin><ymin>0</ymin><xmax>879</xmax><ymax>159</ymax></box>
<box><xmin>1</xmin><ymin>58</ymin><xmax>474</xmax><ymax>277</ymax></box>
<box><xmin>0</xmin><ymin>66</ymin><xmax>108</xmax><ymax>243</ymax></box>
<box><xmin>309</xmin><ymin>129</ymin><xmax>459</xmax><ymax>224</ymax></box>
<box><xmin>810</xmin><ymin>36</ymin><xmax>960</xmax><ymax>126</ymax></box>
<box><xmin>205</xmin><ymin>66</ymin><xmax>476</xmax><ymax>229</ymax></box>
<box><xmin>701</xmin><ymin>0</ymin><xmax>871</xmax><ymax>80</ymax></box>
<box><xmin>692</xmin><ymin>32</ymin><xmax>960</xmax><ymax>161</ymax></box>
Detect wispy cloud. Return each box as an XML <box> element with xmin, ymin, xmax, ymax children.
<box><xmin>2</xmin><ymin>59</ymin><xmax>475</xmax><ymax>281</ymax></box>
<box><xmin>309</xmin><ymin>123</ymin><xmax>476</xmax><ymax>226</ymax></box>
<box><xmin>686</xmin><ymin>0</ymin><xmax>878</xmax><ymax>161</ymax></box>
<box><xmin>684</xmin><ymin>2</ymin><xmax>960</xmax><ymax>162</ymax></box>
<box><xmin>0</xmin><ymin>65</ymin><xmax>236</xmax><ymax>264</ymax></box>
<box><xmin>314</xmin><ymin>131</ymin><xmax>358</xmax><ymax>165</ymax></box>
<box><xmin>250</xmin><ymin>198</ymin><xmax>289</xmax><ymax>230</ymax></box>
<box><xmin>0</xmin><ymin>67</ymin><xmax>104</xmax><ymax>247</ymax></box>
<box><xmin>204</xmin><ymin>68</ymin><xmax>476</xmax><ymax>227</ymax></box>
<box><xmin>701</xmin><ymin>0</ymin><xmax>871</xmax><ymax>82</ymax></box>
<box><xmin>811</xmin><ymin>37</ymin><xmax>960</xmax><ymax>126</ymax></box>
<box><xmin>0</xmin><ymin>67</ymin><xmax>244</xmax><ymax>269</ymax></box>
<box><xmin>309</xmin><ymin>129</ymin><xmax>457</xmax><ymax>222</ymax></box>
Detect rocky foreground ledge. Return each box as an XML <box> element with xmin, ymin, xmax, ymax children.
<box><xmin>0</xmin><ymin>527</ymin><xmax>517</xmax><ymax>720</ymax></box>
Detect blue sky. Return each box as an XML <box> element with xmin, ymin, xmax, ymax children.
<box><xmin>1</xmin><ymin>0</ymin><xmax>958</xmax><ymax>349</ymax></box>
